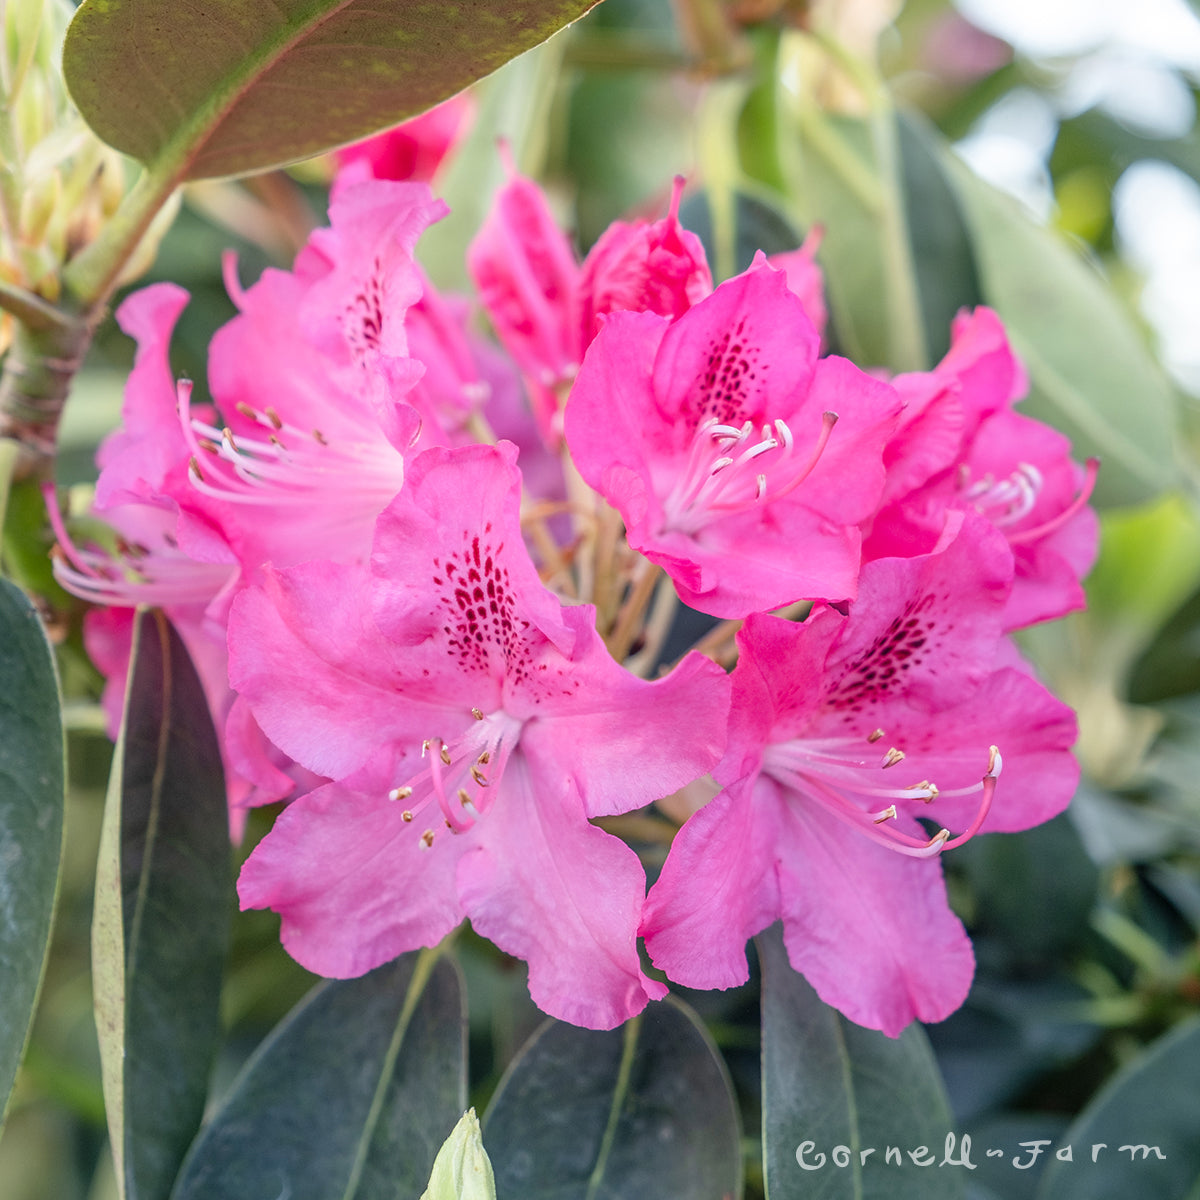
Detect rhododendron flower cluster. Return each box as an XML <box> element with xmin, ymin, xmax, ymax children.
<box><xmin>52</xmin><ymin>166</ymin><xmax>1096</xmax><ymax>1034</ymax></box>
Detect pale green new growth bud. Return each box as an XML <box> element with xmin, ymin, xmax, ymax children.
<box><xmin>419</xmin><ymin>1109</ymin><xmax>497</xmax><ymax>1200</ymax></box>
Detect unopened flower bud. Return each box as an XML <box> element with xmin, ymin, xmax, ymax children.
<box><xmin>419</xmin><ymin>1109</ymin><xmax>497</xmax><ymax>1200</ymax></box>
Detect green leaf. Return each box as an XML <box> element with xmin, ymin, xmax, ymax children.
<box><xmin>679</xmin><ymin>187</ymin><xmax>804</xmax><ymax>279</ymax></box>
<box><xmin>943</xmin><ymin>155</ymin><xmax>1181</xmax><ymax>509</ymax></box>
<box><xmin>778</xmin><ymin>84</ymin><xmax>926</xmax><ymax>371</ymax></box>
<box><xmin>954</xmin><ymin>814</ymin><xmax>1099</xmax><ymax>971</ymax></box>
<box><xmin>172</xmin><ymin>950</ymin><xmax>467</xmax><ymax>1200</ymax></box>
<box><xmin>1034</xmin><ymin>1019</ymin><xmax>1200</xmax><ymax>1200</ymax></box>
<box><xmin>484</xmin><ymin>997</ymin><xmax>743</xmax><ymax>1200</ymax></box>
<box><xmin>759</xmin><ymin>924</ymin><xmax>966</xmax><ymax>1200</ymax></box>
<box><xmin>0</xmin><ymin>579</ymin><xmax>65</xmax><ymax>1131</ymax></box>
<box><xmin>63</xmin><ymin>0</ymin><xmax>600</xmax><ymax>182</ymax></box>
<box><xmin>896</xmin><ymin>114</ymin><xmax>984</xmax><ymax>365</ymax></box>
<box><xmin>94</xmin><ymin>609</ymin><xmax>231</xmax><ymax>1200</ymax></box>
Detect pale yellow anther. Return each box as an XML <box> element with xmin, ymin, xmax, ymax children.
<box><xmin>388</xmin><ymin>786</ymin><xmax>413</xmax><ymax>802</ymax></box>
<box><xmin>421</xmin><ymin>829</ymin><xmax>436</xmax><ymax>848</ymax></box>
<box><xmin>873</xmin><ymin>804</ymin><xmax>898</xmax><ymax>824</ymax></box>
<box><xmin>470</xmin><ymin>766</ymin><xmax>489</xmax><ymax>786</ymax></box>
<box><xmin>401</xmin><ymin>810</ymin><xmax>414</xmax><ymax>822</ymax></box>
<box><xmin>867</xmin><ymin>729</ymin><xmax>885</xmax><ymax>743</ymax></box>
<box><xmin>882</xmin><ymin>747</ymin><xmax>905</xmax><ymax>769</ymax></box>
<box><xmin>471</xmin><ymin>707</ymin><xmax>485</xmax><ymax>721</ymax></box>
<box><xmin>440</xmin><ymin>743</ymin><xmax>452</xmax><ymax>766</ymax></box>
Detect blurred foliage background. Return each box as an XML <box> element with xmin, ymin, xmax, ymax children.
<box><xmin>3</xmin><ymin>0</ymin><xmax>1200</xmax><ymax>1196</ymax></box>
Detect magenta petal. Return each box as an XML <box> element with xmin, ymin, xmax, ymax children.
<box><xmin>650</xmin><ymin>264</ymin><xmax>818</xmax><ymax>430</ymax></box>
<box><xmin>641</xmin><ymin>777</ymin><xmax>783</xmax><ymax>990</ymax></box>
<box><xmin>238</xmin><ymin>770</ymin><xmax>467</xmax><ymax>978</ymax></box>
<box><xmin>459</xmin><ymin>759</ymin><xmax>665</xmax><ymax>1030</ymax></box>
<box><xmin>774</xmin><ymin>801</ymin><xmax>975</xmax><ymax>1036</ymax></box>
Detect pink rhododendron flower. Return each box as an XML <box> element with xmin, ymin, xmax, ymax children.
<box><xmin>332</xmin><ymin>93</ymin><xmax>474</xmax><ymax>190</ymax></box>
<box><xmin>46</xmin><ymin>286</ymin><xmax>289</xmax><ymax>821</ymax></box>
<box><xmin>867</xmin><ymin>308</ymin><xmax>1098</xmax><ymax>628</ymax></box>
<box><xmin>565</xmin><ymin>259</ymin><xmax>901</xmax><ymax>617</ymax></box>
<box><xmin>576</xmin><ymin>176</ymin><xmax>712</xmax><ymax>345</ymax></box>
<box><xmin>185</xmin><ymin>179</ymin><xmax>448</xmax><ymax>575</ymax></box>
<box><xmin>231</xmin><ymin>442</ymin><xmax>730</xmax><ymax>1029</ymax></box>
<box><xmin>641</xmin><ymin>512</ymin><xmax>1079</xmax><ymax>1036</ymax></box>
<box><xmin>467</xmin><ymin>159</ymin><xmax>583</xmax><ymax>445</ymax></box>
<box><xmin>470</xmin><ymin>167</ymin><xmax>717</xmax><ymax>446</ymax></box>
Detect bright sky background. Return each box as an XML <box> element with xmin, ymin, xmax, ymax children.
<box><xmin>952</xmin><ymin>0</ymin><xmax>1200</xmax><ymax>395</ymax></box>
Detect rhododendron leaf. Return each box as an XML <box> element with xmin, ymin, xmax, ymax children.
<box><xmin>678</xmin><ymin>187</ymin><xmax>803</xmax><ymax>279</ymax></box>
<box><xmin>782</xmin><ymin>106</ymin><xmax>926</xmax><ymax>372</ymax></box>
<box><xmin>484</xmin><ymin>998</ymin><xmax>742</xmax><ymax>1199</ymax></box>
<box><xmin>172</xmin><ymin>952</ymin><xmax>466</xmax><ymax>1200</ymax></box>
<box><xmin>63</xmin><ymin>0</ymin><xmax>599</xmax><ymax>181</ymax></box>
<box><xmin>0</xmin><ymin>579</ymin><xmax>64</xmax><ymax>1133</ymax></box>
<box><xmin>945</xmin><ymin>154</ymin><xmax>1179</xmax><ymax>509</ymax></box>
<box><xmin>92</xmin><ymin>609</ymin><xmax>230</xmax><ymax>1200</ymax></box>
<box><xmin>896</xmin><ymin>115</ymin><xmax>984</xmax><ymax>364</ymax></box>
<box><xmin>759</xmin><ymin>925</ymin><xmax>966</xmax><ymax>1200</ymax></box>
<box><xmin>1033</xmin><ymin>1019</ymin><xmax>1200</xmax><ymax>1200</ymax></box>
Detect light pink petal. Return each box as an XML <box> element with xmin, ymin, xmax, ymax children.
<box><xmin>238</xmin><ymin>765</ymin><xmax>468</xmax><ymax>978</ymax></box>
<box><xmin>892</xmin><ymin>662</ymin><xmax>1079</xmax><ymax>836</ymax></box>
<box><xmin>369</xmin><ymin>442</ymin><xmax>577</xmax><ymax>675</ymax></box>
<box><xmin>641</xmin><ymin>776</ymin><xmax>783</xmax><ymax>990</ymax></box>
<box><xmin>521</xmin><ymin>645</ymin><xmax>730</xmax><ymax>818</ymax></box>
<box><xmin>460</xmin><ymin>759</ymin><xmax>665</xmax><ymax>1030</ymax></box>
<box><xmin>94</xmin><ymin>284</ymin><xmax>192</xmax><ymax>509</ymax></box>
<box><xmin>774</xmin><ymin>799</ymin><xmax>975</xmax><ymax>1036</ymax></box>
<box><xmin>227</xmin><ymin>560</ymin><xmax>454</xmax><ymax>779</ymax></box>
<box><xmin>817</xmin><ymin>510</ymin><xmax>1014</xmax><ymax>714</ymax></box>
<box><xmin>303</xmin><ymin>179</ymin><xmax>448</xmax><ymax>370</ymax></box>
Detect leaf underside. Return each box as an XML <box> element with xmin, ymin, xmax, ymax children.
<box><xmin>64</xmin><ymin>0</ymin><xmax>600</xmax><ymax>180</ymax></box>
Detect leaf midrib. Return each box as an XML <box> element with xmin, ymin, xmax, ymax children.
<box><xmin>138</xmin><ymin>0</ymin><xmax>359</xmax><ymax>185</ymax></box>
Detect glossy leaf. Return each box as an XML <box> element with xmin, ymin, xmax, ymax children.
<box><xmin>93</xmin><ymin>609</ymin><xmax>231</xmax><ymax>1200</ymax></box>
<box><xmin>172</xmin><ymin>951</ymin><xmax>467</xmax><ymax>1200</ymax></box>
<box><xmin>484</xmin><ymin>997</ymin><xmax>742</xmax><ymax>1200</ymax></box>
<box><xmin>944</xmin><ymin>154</ymin><xmax>1180</xmax><ymax>508</ymax></box>
<box><xmin>0</xmin><ymin>578</ymin><xmax>65</xmax><ymax>1130</ymax></box>
<box><xmin>63</xmin><ymin>0</ymin><xmax>600</xmax><ymax>181</ymax></box>
<box><xmin>1034</xmin><ymin>1019</ymin><xmax>1200</xmax><ymax>1200</ymax></box>
<box><xmin>759</xmin><ymin>924</ymin><xmax>966</xmax><ymax>1200</ymax></box>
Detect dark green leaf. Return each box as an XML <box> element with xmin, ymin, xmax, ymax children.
<box><xmin>63</xmin><ymin>0</ymin><xmax>600</xmax><ymax>181</ymax></box>
<box><xmin>954</xmin><ymin>814</ymin><xmax>1099</xmax><ymax>971</ymax></box>
<box><xmin>1034</xmin><ymin>1019</ymin><xmax>1200</xmax><ymax>1200</ymax></box>
<box><xmin>93</xmin><ymin>609</ymin><xmax>231</xmax><ymax>1200</ymax></box>
<box><xmin>780</xmin><ymin>104</ymin><xmax>927</xmax><ymax>371</ymax></box>
<box><xmin>944</xmin><ymin>155</ymin><xmax>1180</xmax><ymax>508</ymax></box>
<box><xmin>172</xmin><ymin>951</ymin><xmax>467</xmax><ymax>1200</ymax></box>
<box><xmin>896</xmin><ymin>114</ymin><xmax>984</xmax><ymax>364</ymax></box>
<box><xmin>484</xmin><ymin>997</ymin><xmax>742</xmax><ymax>1200</ymax></box>
<box><xmin>759</xmin><ymin>924</ymin><xmax>966</xmax><ymax>1200</ymax></box>
<box><xmin>679</xmin><ymin>188</ymin><xmax>803</xmax><ymax>279</ymax></box>
<box><xmin>0</xmin><ymin>579</ymin><xmax>65</xmax><ymax>1130</ymax></box>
